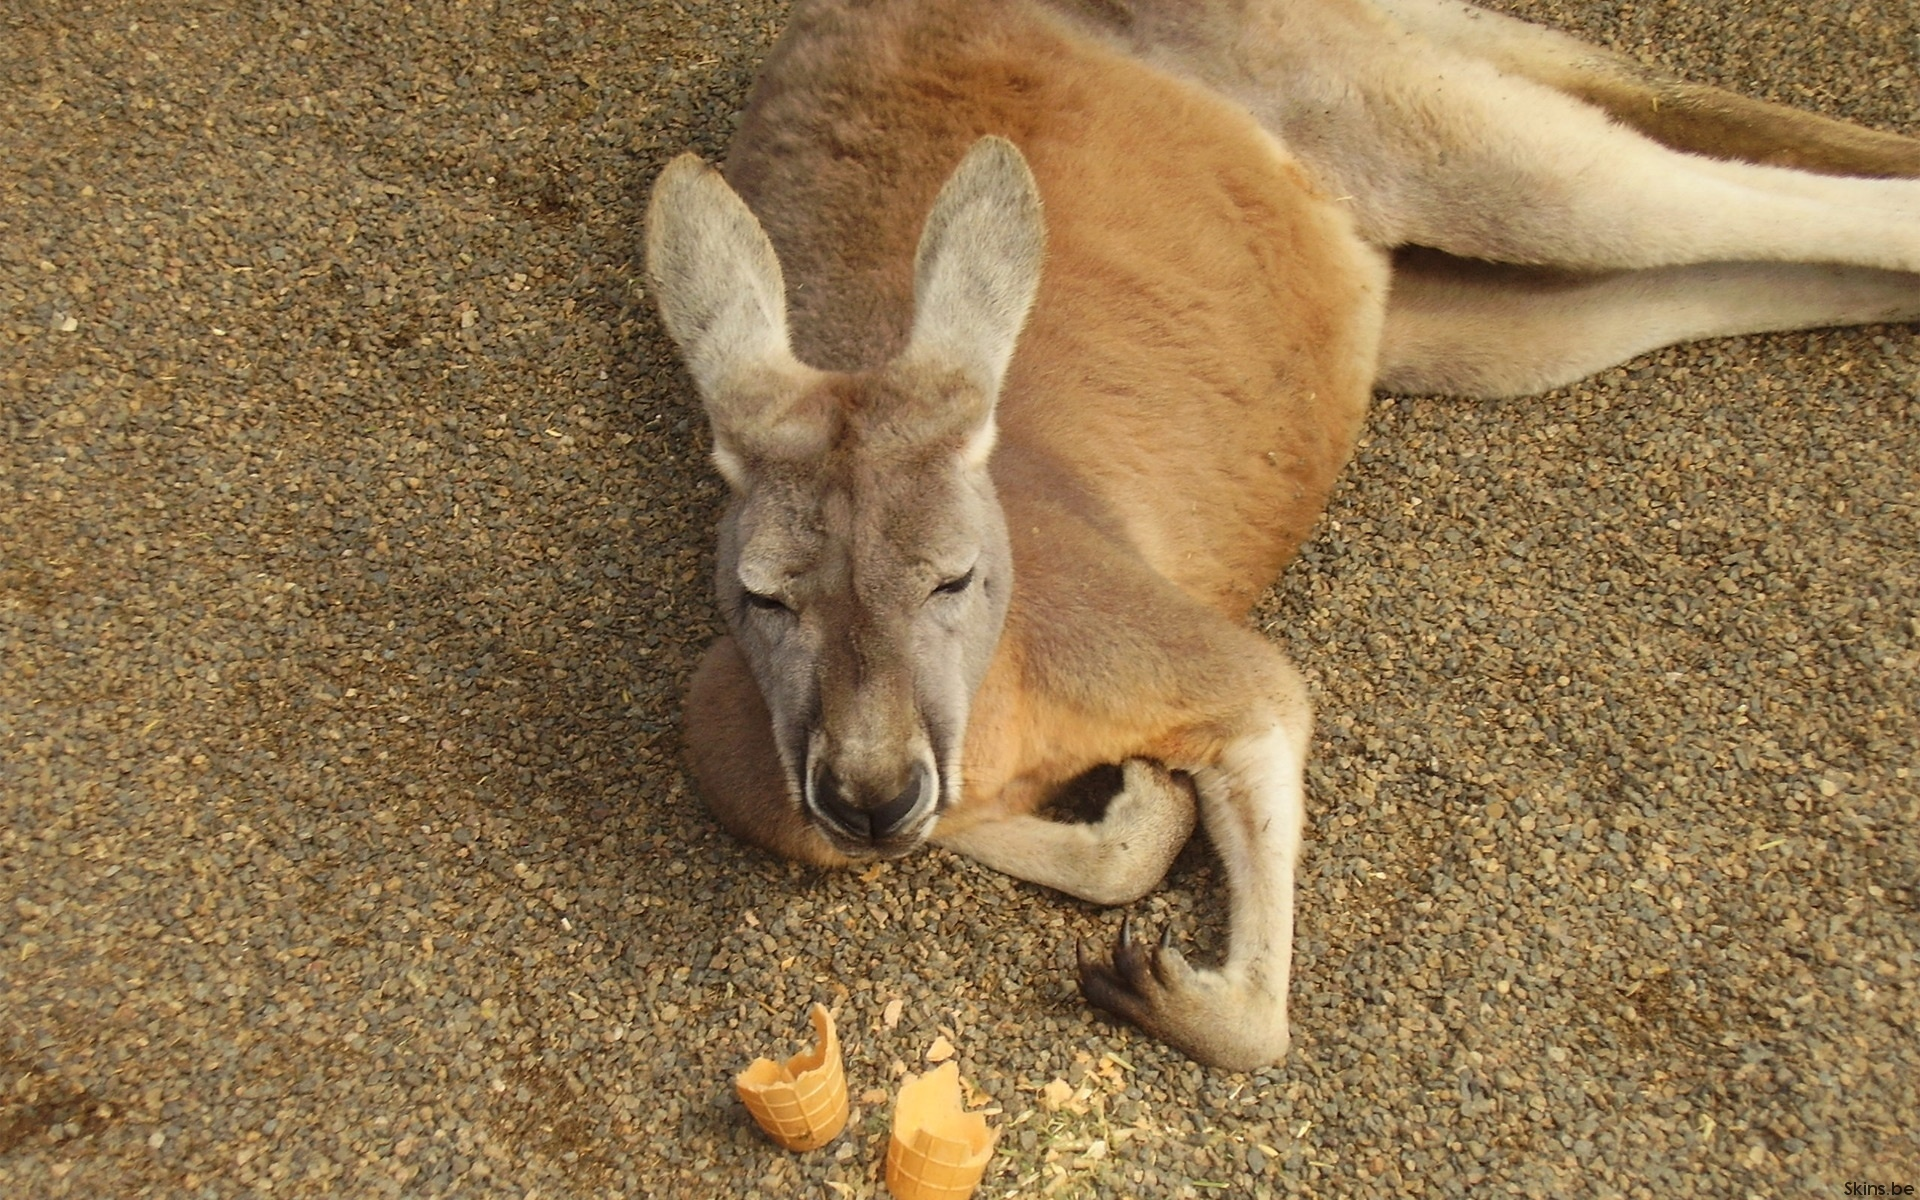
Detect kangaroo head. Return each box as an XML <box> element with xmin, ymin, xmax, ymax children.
<box><xmin>647</xmin><ymin>137</ymin><xmax>1045</xmax><ymax>857</ymax></box>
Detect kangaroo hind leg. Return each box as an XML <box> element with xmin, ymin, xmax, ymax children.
<box><xmin>1380</xmin><ymin>250</ymin><xmax>1920</xmax><ymax>398</ymax></box>
<box><xmin>1132</xmin><ymin>0</ymin><xmax>1920</xmax><ymax>272</ymax></box>
<box><xmin>1372</xmin><ymin>0</ymin><xmax>1920</xmax><ymax>179</ymax></box>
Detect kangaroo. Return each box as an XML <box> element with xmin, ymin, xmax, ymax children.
<box><xmin>644</xmin><ymin>0</ymin><xmax>1920</xmax><ymax>1069</ymax></box>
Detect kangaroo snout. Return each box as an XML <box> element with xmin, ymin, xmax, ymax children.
<box><xmin>806</xmin><ymin>757</ymin><xmax>936</xmax><ymax>847</ymax></box>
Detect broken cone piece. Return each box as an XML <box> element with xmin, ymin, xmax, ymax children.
<box><xmin>886</xmin><ymin>1061</ymin><xmax>998</xmax><ymax>1200</ymax></box>
<box><xmin>736</xmin><ymin>1003</ymin><xmax>849</xmax><ymax>1151</ymax></box>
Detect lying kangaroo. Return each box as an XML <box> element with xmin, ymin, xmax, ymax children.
<box><xmin>645</xmin><ymin>0</ymin><xmax>1920</xmax><ymax>1069</ymax></box>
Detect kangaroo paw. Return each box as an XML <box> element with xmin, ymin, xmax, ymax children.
<box><xmin>1076</xmin><ymin>917</ymin><xmax>1291</xmax><ymax>1070</ymax></box>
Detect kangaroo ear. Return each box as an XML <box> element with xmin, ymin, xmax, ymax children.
<box><xmin>897</xmin><ymin>137</ymin><xmax>1046</xmax><ymax>464</ymax></box>
<box><xmin>646</xmin><ymin>154</ymin><xmax>818</xmax><ymax>487</ymax></box>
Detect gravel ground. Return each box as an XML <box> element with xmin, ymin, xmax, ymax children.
<box><xmin>2</xmin><ymin>0</ymin><xmax>1916</xmax><ymax>1197</ymax></box>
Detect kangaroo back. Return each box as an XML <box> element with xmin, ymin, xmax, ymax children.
<box><xmin>725</xmin><ymin>0</ymin><xmax>1385</xmax><ymax>613</ymax></box>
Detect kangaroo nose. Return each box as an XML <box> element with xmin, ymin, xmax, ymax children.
<box><xmin>811</xmin><ymin>761</ymin><xmax>933</xmax><ymax>842</ymax></box>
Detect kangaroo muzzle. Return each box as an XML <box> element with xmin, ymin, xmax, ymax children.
<box><xmin>805</xmin><ymin>756</ymin><xmax>937</xmax><ymax>848</ymax></box>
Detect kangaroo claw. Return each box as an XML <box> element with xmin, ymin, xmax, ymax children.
<box><xmin>1074</xmin><ymin>918</ymin><xmax>1290</xmax><ymax>1070</ymax></box>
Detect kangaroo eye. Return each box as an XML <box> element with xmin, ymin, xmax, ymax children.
<box><xmin>744</xmin><ymin>590</ymin><xmax>792</xmax><ymax>615</ymax></box>
<box><xmin>931</xmin><ymin>569</ymin><xmax>975</xmax><ymax>598</ymax></box>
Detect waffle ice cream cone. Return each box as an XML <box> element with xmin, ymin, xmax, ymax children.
<box><xmin>735</xmin><ymin>1003</ymin><xmax>849</xmax><ymax>1151</ymax></box>
<box><xmin>885</xmin><ymin>1061</ymin><xmax>998</xmax><ymax>1200</ymax></box>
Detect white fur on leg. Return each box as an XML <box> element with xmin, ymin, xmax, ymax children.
<box><xmin>1079</xmin><ymin>711</ymin><xmax>1310</xmax><ymax>1070</ymax></box>
<box><xmin>1125</xmin><ymin>0</ymin><xmax>1920</xmax><ymax>272</ymax></box>
<box><xmin>1186</xmin><ymin>717</ymin><xmax>1309</xmax><ymax>1061</ymax></box>
<box><xmin>1382</xmin><ymin>258</ymin><xmax>1920</xmax><ymax>398</ymax></box>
